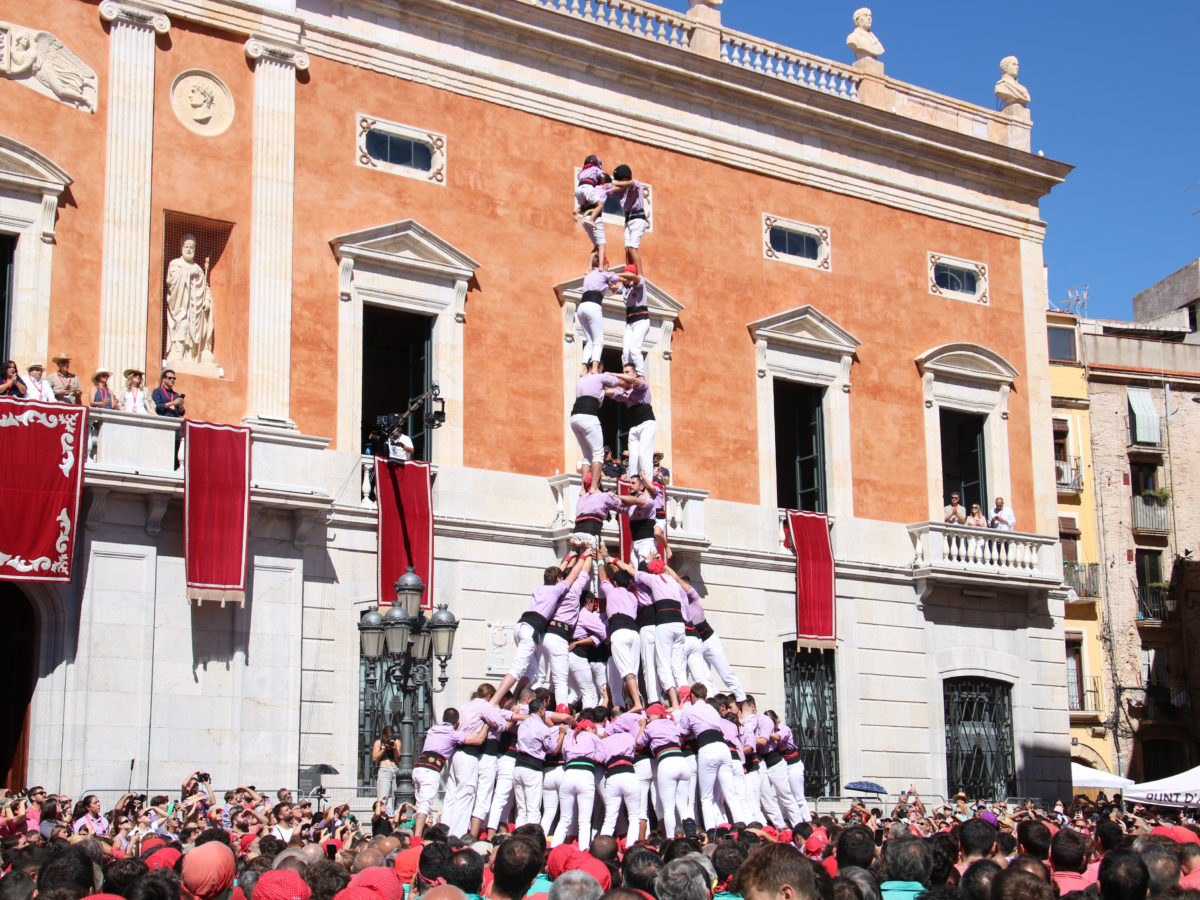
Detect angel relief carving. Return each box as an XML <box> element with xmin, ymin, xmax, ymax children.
<box><xmin>0</xmin><ymin>22</ymin><xmax>98</xmax><ymax>113</ymax></box>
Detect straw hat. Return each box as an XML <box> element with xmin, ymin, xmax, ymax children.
<box><xmin>51</xmin><ymin>352</ymin><xmax>72</xmax><ymax>364</ymax></box>
<box><xmin>27</xmin><ymin>362</ymin><xmax>45</xmax><ymax>372</ymax></box>
<box><xmin>91</xmin><ymin>368</ymin><xmax>113</xmax><ymax>382</ymax></box>
<box><xmin>123</xmin><ymin>367</ymin><xmax>145</xmax><ymax>379</ymax></box>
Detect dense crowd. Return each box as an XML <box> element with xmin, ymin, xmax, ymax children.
<box><xmin>2</xmin><ymin>775</ymin><xmax>1198</xmax><ymax>900</ymax></box>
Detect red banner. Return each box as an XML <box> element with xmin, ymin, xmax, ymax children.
<box><xmin>784</xmin><ymin>510</ymin><xmax>835</xmax><ymax>642</ymax></box>
<box><xmin>0</xmin><ymin>399</ymin><xmax>86</xmax><ymax>582</ymax></box>
<box><xmin>617</xmin><ymin>478</ymin><xmax>633</xmax><ymax>562</ymax></box>
<box><xmin>184</xmin><ymin>421</ymin><xmax>251</xmax><ymax>605</ymax></box>
<box><xmin>376</xmin><ymin>459</ymin><xmax>434</xmax><ymax>609</ymax></box>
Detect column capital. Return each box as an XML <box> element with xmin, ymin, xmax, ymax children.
<box><xmin>99</xmin><ymin>0</ymin><xmax>170</xmax><ymax>34</ymax></box>
<box><xmin>244</xmin><ymin>37</ymin><xmax>310</xmax><ymax>72</ymax></box>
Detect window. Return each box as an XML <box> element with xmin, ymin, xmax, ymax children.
<box><xmin>1130</xmin><ymin>463</ymin><xmax>1157</xmax><ymax>495</ymax></box>
<box><xmin>1048</xmin><ymin>326</ymin><xmax>1077</xmax><ymax>362</ymax></box>
<box><xmin>1136</xmin><ymin>550</ymin><xmax>1167</xmax><ymax>620</ymax></box>
<box><xmin>598</xmin><ymin>347</ymin><xmax>631</xmax><ymax>460</ymax></box>
<box><xmin>0</xmin><ymin>234</ymin><xmax>14</xmax><ymax>362</ymax></box>
<box><xmin>928</xmin><ymin>253</ymin><xmax>988</xmax><ymax>305</ymax></box>
<box><xmin>774</xmin><ymin>380</ymin><xmax>826</xmax><ymax>512</ymax></box>
<box><xmin>361</xmin><ymin>307</ymin><xmax>432</xmax><ymax>460</ymax></box>
<box><xmin>782</xmin><ymin>644</ymin><xmax>839</xmax><ymax>799</ymax></box>
<box><xmin>574</xmin><ymin>170</ymin><xmax>655</xmax><ymax>235</ymax></box>
<box><xmin>763</xmin><ymin>215</ymin><xmax>831</xmax><ymax>271</ymax></box>
<box><xmin>1127</xmin><ymin>387</ymin><xmax>1161</xmax><ymax>446</ymax></box>
<box><xmin>940</xmin><ymin>409</ymin><xmax>987</xmax><ymax>512</ymax></box>
<box><xmin>943</xmin><ymin>677</ymin><xmax>1016</xmax><ymax>801</ymax></box>
<box><xmin>357</xmin><ymin>114</ymin><xmax>445</xmax><ymax>184</ymax></box>
<box><xmin>1065</xmin><ymin>636</ymin><xmax>1084</xmax><ymax>711</ymax></box>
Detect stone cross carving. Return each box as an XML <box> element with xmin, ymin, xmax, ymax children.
<box><xmin>0</xmin><ymin>21</ymin><xmax>98</xmax><ymax>112</ymax></box>
<box><xmin>165</xmin><ymin>235</ymin><xmax>215</xmax><ymax>364</ymax></box>
<box><xmin>994</xmin><ymin>56</ymin><xmax>1030</xmax><ymax>107</ymax></box>
<box><xmin>846</xmin><ymin>8</ymin><xmax>884</xmax><ymax>61</ymax></box>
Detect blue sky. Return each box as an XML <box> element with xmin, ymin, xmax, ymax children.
<box><xmin>657</xmin><ymin>1</ymin><xmax>1200</xmax><ymax>321</ymax></box>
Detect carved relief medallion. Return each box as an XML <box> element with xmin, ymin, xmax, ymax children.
<box><xmin>170</xmin><ymin>69</ymin><xmax>233</xmax><ymax>136</ymax></box>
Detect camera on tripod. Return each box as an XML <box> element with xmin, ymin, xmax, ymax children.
<box><xmin>366</xmin><ymin>413</ymin><xmax>405</xmax><ymax>458</ymax></box>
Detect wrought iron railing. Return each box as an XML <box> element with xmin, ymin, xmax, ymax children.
<box><xmin>1054</xmin><ymin>457</ymin><xmax>1082</xmax><ymax>492</ymax></box>
<box><xmin>1142</xmin><ymin>685</ymin><xmax>1188</xmax><ymax>721</ymax></box>
<box><xmin>1063</xmin><ymin>562</ymin><xmax>1100</xmax><ymax>598</ymax></box>
<box><xmin>1137</xmin><ymin>584</ymin><xmax>1175</xmax><ymax>621</ymax></box>
<box><xmin>1068</xmin><ymin>675</ymin><xmax>1103</xmax><ymax>713</ymax></box>
<box><xmin>1131</xmin><ymin>495</ymin><xmax>1170</xmax><ymax>533</ymax></box>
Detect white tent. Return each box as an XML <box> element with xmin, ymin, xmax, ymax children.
<box><xmin>1071</xmin><ymin>761</ymin><xmax>1133</xmax><ymax>790</ymax></box>
<box><xmin>1123</xmin><ymin>764</ymin><xmax>1200</xmax><ymax>808</ymax></box>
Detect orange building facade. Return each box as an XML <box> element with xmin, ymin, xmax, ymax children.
<box><xmin>1</xmin><ymin>0</ymin><xmax>1075</xmax><ymax>803</ymax></box>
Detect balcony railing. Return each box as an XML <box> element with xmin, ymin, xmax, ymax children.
<box><xmin>1137</xmin><ymin>584</ymin><xmax>1176</xmax><ymax>622</ymax></box>
<box><xmin>1126</xmin><ymin>416</ymin><xmax>1166</xmax><ymax>452</ymax></box>
<box><xmin>1142</xmin><ymin>684</ymin><xmax>1188</xmax><ymax>722</ymax></box>
<box><xmin>1054</xmin><ymin>456</ymin><xmax>1082</xmax><ymax>493</ymax></box>
<box><xmin>908</xmin><ymin>523</ymin><xmax>1060</xmax><ymax>591</ymax></box>
<box><xmin>1068</xmin><ymin>675</ymin><xmax>1104</xmax><ymax>714</ymax></box>
<box><xmin>1064</xmin><ymin>562</ymin><xmax>1100</xmax><ymax>599</ymax></box>
<box><xmin>548</xmin><ymin>473</ymin><xmax>710</xmax><ymax>552</ymax></box>
<box><xmin>1131</xmin><ymin>495</ymin><xmax>1170</xmax><ymax>534</ymax></box>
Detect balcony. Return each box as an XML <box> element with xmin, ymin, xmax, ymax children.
<box><xmin>1064</xmin><ymin>562</ymin><xmax>1101</xmax><ymax>601</ymax></box>
<box><xmin>1137</xmin><ymin>584</ymin><xmax>1176</xmax><ymax>623</ymax></box>
<box><xmin>1140</xmin><ymin>685</ymin><xmax>1189</xmax><ymax>722</ymax></box>
<box><xmin>1054</xmin><ymin>456</ymin><xmax>1083</xmax><ymax>493</ymax></box>
<box><xmin>548</xmin><ymin>473</ymin><xmax>710</xmax><ymax>553</ymax></box>
<box><xmin>1068</xmin><ymin>675</ymin><xmax>1104</xmax><ymax>718</ymax></box>
<box><xmin>1126</xmin><ymin>415</ymin><xmax>1166</xmax><ymax>458</ymax></box>
<box><xmin>908</xmin><ymin>523</ymin><xmax>1061</xmax><ymax>595</ymax></box>
<box><xmin>1131</xmin><ymin>495</ymin><xmax>1170</xmax><ymax>535</ymax></box>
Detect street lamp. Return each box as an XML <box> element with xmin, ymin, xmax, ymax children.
<box><xmin>356</xmin><ymin>570</ymin><xmax>459</xmax><ymax>804</ymax></box>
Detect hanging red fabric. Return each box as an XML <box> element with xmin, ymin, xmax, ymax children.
<box><xmin>616</xmin><ymin>477</ymin><xmax>633</xmax><ymax>563</ymax></box>
<box><xmin>184</xmin><ymin>421</ymin><xmax>251</xmax><ymax>605</ymax></box>
<box><xmin>375</xmin><ymin>459</ymin><xmax>434</xmax><ymax>609</ymax></box>
<box><xmin>0</xmin><ymin>399</ymin><xmax>87</xmax><ymax>583</ymax></box>
<box><xmin>783</xmin><ymin>510</ymin><xmax>836</xmax><ymax>642</ymax></box>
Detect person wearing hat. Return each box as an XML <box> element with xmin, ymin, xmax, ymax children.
<box><xmin>48</xmin><ymin>354</ymin><xmax>81</xmax><ymax>404</ymax></box>
<box><xmin>90</xmin><ymin>368</ymin><xmax>119</xmax><ymax>409</ymax></box>
<box><xmin>122</xmin><ymin>368</ymin><xmax>155</xmax><ymax>414</ymax></box>
<box><xmin>24</xmin><ymin>362</ymin><xmax>55</xmax><ymax>402</ymax></box>
<box><xmin>0</xmin><ymin>359</ymin><xmax>27</xmax><ymax>398</ymax></box>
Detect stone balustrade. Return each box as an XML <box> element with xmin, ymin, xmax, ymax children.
<box><xmin>908</xmin><ymin>522</ymin><xmax>1060</xmax><ymax>592</ymax></box>
<box><xmin>521</xmin><ymin>0</ymin><xmax>692</xmax><ymax>49</ymax></box>
<box><xmin>548</xmin><ymin>473</ymin><xmax>710</xmax><ymax>551</ymax></box>
<box><xmin>719</xmin><ymin>31</ymin><xmax>859</xmax><ymax>100</ymax></box>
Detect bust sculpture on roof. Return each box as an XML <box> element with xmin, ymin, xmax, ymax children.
<box><xmin>846</xmin><ymin>8</ymin><xmax>884</xmax><ymax>61</ymax></box>
<box><xmin>994</xmin><ymin>56</ymin><xmax>1030</xmax><ymax>107</ymax></box>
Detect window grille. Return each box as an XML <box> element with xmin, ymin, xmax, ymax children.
<box><xmin>783</xmin><ymin>644</ymin><xmax>839</xmax><ymax>798</ymax></box>
<box><xmin>943</xmin><ymin>677</ymin><xmax>1016</xmax><ymax>801</ymax></box>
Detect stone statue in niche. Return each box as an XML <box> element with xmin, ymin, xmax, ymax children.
<box><xmin>0</xmin><ymin>22</ymin><xmax>98</xmax><ymax>112</ymax></box>
<box><xmin>846</xmin><ymin>8</ymin><xmax>884</xmax><ymax>61</ymax></box>
<box><xmin>994</xmin><ymin>56</ymin><xmax>1030</xmax><ymax>107</ymax></box>
<box><xmin>165</xmin><ymin>235</ymin><xmax>215</xmax><ymax>364</ymax></box>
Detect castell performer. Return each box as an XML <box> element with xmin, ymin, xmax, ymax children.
<box><xmin>512</xmin><ymin>694</ymin><xmax>568</xmax><ymax>827</ymax></box>
<box><xmin>680</xmin><ymin>573</ymin><xmax>746</xmax><ymax>703</ymax></box>
<box><xmin>619</xmin><ymin>266</ymin><xmax>650</xmax><ymax>377</ymax></box>
<box><xmin>770</xmin><ymin>709</ymin><xmax>813</xmax><ymax>823</ymax></box>
<box><xmin>575</xmin><ymin>154</ymin><xmax>611</xmax><ymax>269</ymax></box>
<box><xmin>441</xmin><ymin>684</ymin><xmax>517</xmax><ymax>836</ymax></box>
<box><xmin>571</xmin><ymin>368</ymin><xmax>636</xmax><ymax>494</ymax></box>
<box><xmin>411</xmin><ymin>708</ymin><xmax>488</xmax><ymax>837</ymax></box>
<box><xmin>552</xmin><ymin>719</ymin><xmax>602</xmax><ymax>848</ymax></box>
<box><xmin>577</xmin><ymin>260</ymin><xmax>623</xmax><ymax>376</ymax></box>
<box><xmin>610</xmin><ymin>163</ymin><xmax>649</xmax><ymax>273</ymax></box>
<box><xmin>643</xmin><ymin>702</ymin><xmax>693</xmax><ymax>838</ymax></box>
<box><xmin>608</xmin><ymin>364</ymin><xmax>656</xmax><ymax>485</ymax></box>
<box><xmin>621</xmin><ymin>474</ymin><xmax>663</xmax><ymax>568</ymax></box>
<box><xmin>598</xmin><ymin>552</ymin><xmax>643</xmax><ymax>712</ymax></box>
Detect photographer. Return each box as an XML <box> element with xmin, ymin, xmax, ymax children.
<box><xmin>182</xmin><ymin>770</ymin><xmax>216</xmax><ymax>812</ymax></box>
<box><xmin>388</xmin><ymin>428</ymin><xmax>414</xmax><ymax>461</ymax></box>
<box><xmin>372</xmin><ymin>726</ymin><xmax>401</xmax><ymax>811</ymax></box>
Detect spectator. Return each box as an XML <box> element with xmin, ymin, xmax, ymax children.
<box><xmin>989</xmin><ymin>497</ymin><xmax>1015</xmax><ymax>531</ymax></box>
<box><xmin>90</xmin><ymin>369</ymin><xmax>119</xmax><ymax>409</ymax></box>
<box><xmin>1099</xmin><ymin>851</ymin><xmax>1149</xmax><ymax>900</ymax></box>
<box><xmin>656</xmin><ymin>859</ymin><xmax>710</xmax><ymax>900</ymax></box>
<box><xmin>992</xmin><ymin>868</ymin><xmax>1055</xmax><ymax>900</ymax></box>
<box><xmin>619</xmin><ymin>450</ymin><xmax>630</xmax><ymax>476</ymax></box>
<box><xmin>122</xmin><ymin>368</ymin><xmax>155</xmax><ymax>414</ymax></box>
<box><xmin>71</xmin><ymin>796</ymin><xmax>109</xmax><ymax>836</ymax></box>
<box><xmin>1049</xmin><ymin>828</ymin><xmax>1092</xmax><ymax>893</ymax></box>
<box><xmin>153</xmin><ymin>370</ymin><xmax>185</xmax><ymax>417</ymax></box>
<box><xmin>1137</xmin><ymin>844</ymin><xmax>1179</xmax><ymax>898</ymax></box>
<box><xmin>834</xmin><ymin>868</ymin><xmax>879</xmax><ymax>900</ymax></box>
<box><xmin>1179</xmin><ymin>839</ymin><xmax>1200</xmax><ymax>889</ymax></box>
<box><xmin>943</xmin><ymin>492</ymin><xmax>966</xmax><ymax>524</ymax></box>
<box><xmin>549</xmin><ymin>871</ymin><xmax>603</xmax><ymax>900</ymax></box>
<box><xmin>487</xmin><ymin>834</ymin><xmax>543</xmax><ymax>900</ymax></box>
<box><xmin>36</xmin><ymin>846</ymin><xmax>96</xmax><ymax>897</ymax></box>
<box><xmin>623</xmin><ymin>849</ymin><xmax>664</xmax><ymax>898</ymax></box>
<box><xmin>713</xmin><ymin>842</ymin><xmax>750</xmax><ymax>900</ymax></box>
<box><xmin>835</xmin><ymin>827</ymin><xmax>875</xmax><ymax>875</ymax></box>
<box><xmin>180</xmin><ymin>841</ymin><xmax>236</xmax><ymax>900</ymax></box>
<box><xmin>957</xmin><ymin>818</ymin><xmax>997</xmax><ymax>874</ymax></box>
<box><xmin>23</xmin><ymin>363</ymin><xmax>54</xmax><ymax>402</ymax></box>
<box><xmin>958</xmin><ymin>860</ymin><xmax>1000</xmax><ymax>900</ymax></box>
<box><xmin>302</xmin><ymin>862</ymin><xmax>349</xmax><ymax>900</ymax></box>
<box><xmin>652</xmin><ymin>452</ymin><xmax>670</xmax><ymax>486</ymax></box>
<box><xmin>443</xmin><ymin>849</ymin><xmax>485</xmax><ymax>900</ymax></box>
<box><xmin>602</xmin><ymin>447</ymin><xmax>623</xmax><ymax>478</ymax></box>
<box><xmin>736</xmin><ymin>843</ymin><xmax>817</xmax><ymax>900</ymax></box>
<box><xmin>48</xmin><ymin>354</ymin><xmax>81</xmax><ymax>404</ymax></box>
<box><xmin>1017</xmin><ymin>823</ymin><xmax>1051</xmax><ymax>862</ymax></box>
<box><xmin>964</xmin><ymin>504</ymin><xmax>987</xmax><ymax>527</ymax></box>
<box><xmin>0</xmin><ymin>360</ymin><xmax>26</xmax><ymax>399</ymax></box>
<box><xmin>878</xmin><ymin>838</ymin><xmax>931</xmax><ymax>900</ymax></box>
<box><xmin>0</xmin><ymin>870</ymin><xmax>34</xmax><ymax>900</ymax></box>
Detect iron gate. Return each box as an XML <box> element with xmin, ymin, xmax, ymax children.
<box><xmin>782</xmin><ymin>644</ymin><xmax>839</xmax><ymax>798</ymax></box>
<box><xmin>943</xmin><ymin>677</ymin><xmax>1016</xmax><ymax>800</ymax></box>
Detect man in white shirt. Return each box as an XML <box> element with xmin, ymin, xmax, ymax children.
<box><xmin>388</xmin><ymin>429</ymin><xmax>414</xmax><ymax>460</ymax></box>
<box><xmin>24</xmin><ymin>363</ymin><xmax>56</xmax><ymax>402</ymax></box>
<box><xmin>989</xmin><ymin>497</ymin><xmax>1015</xmax><ymax>531</ymax></box>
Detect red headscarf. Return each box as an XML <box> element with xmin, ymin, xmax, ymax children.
<box><xmin>181</xmin><ymin>842</ymin><xmax>237</xmax><ymax>900</ymax></box>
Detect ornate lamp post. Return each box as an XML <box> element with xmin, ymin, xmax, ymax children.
<box><xmin>357</xmin><ymin>566</ymin><xmax>459</xmax><ymax>803</ymax></box>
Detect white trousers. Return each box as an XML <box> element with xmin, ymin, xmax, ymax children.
<box><xmin>540</xmin><ymin>765</ymin><xmax>564</xmax><ymax>833</ymax></box>
<box><xmin>624</xmin><ymin>217</ymin><xmax>648</xmax><ymax>249</ymax></box>
<box><xmin>655</xmin><ymin>754</ymin><xmax>692</xmax><ymax>838</ymax></box>
<box><xmin>471</xmin><ymin>753</ymin><xmax>499</xmax><ymax>821</ymax></box>
<box><xmin>488</xmin><ymin>755</ymin><xmax>517</xmax><ymax>828</ymax></box>
<box><xmin>568</xmin><ymin>651</ymin><xmax>598</xmax><ymax>706</ymax></box>
<box><xmin>589</xmin><ymin>660</ymin><xmax>608</xmax><ymax>703</ymax></box>
<box><xmin>552</xmin><ymin>768</ymin><xmax>596</xmax><ymax>848</ymax></box>
<box><xmin>634</xmin><ymin>757</ymin><xmax>653</xmax><ymax>828</ymax></box>
<box><xmin>787</xmin><ymin>759</ymin><xmax>813</xmax><ymax>823</ymax></box>
<box><xmin>622</xmin><ymin>318</ymin><xmax>651</xmax><ymax>376</ymax></box>
<box><xmin>703</xmin><ymin>634</ymin><xmax>746</xmax><ymax>701</ymax></box>
<box><xmin>679</xmin><ymin>753</ymin><xmax>698</xmax><ymax>824</ymax></box>
<box><xmin>442</xmin><ymin>751</ymin><xmax>480</xmax><ymax>836</ymax></box>
<box><xmin>542</xmin><ymin>632</ymin><xmax>571</xmax><ymax>703</ymax></box>
<box><xmin>631</xmin><ymin>537</ymin><xmax>657</xmax><ymax>568</ymax></box>
<box><xmin>513</xmin><ymin>764</ymin><xmax>544</xmax><ymax>826</ymax></box>
<box><xmin>600</xmin><ymin>770</ymin><xmax>639</xmax><ymax>836</ymax></box>
<box><xmin>766</xmin><ymin>760</ymin><xmax>803</xmax><ymax>826</ymax></box>
<box><xmin>610</xmin><ymin>629</ymin><xmax>640</xmax><ymax>685</ymax></box>
<box><xmin>655</xmin><ymin>621</ymin><xmax>686</xmax><ymax>692</ymax></box>
<box><xmin>578</xmin><ymin>302</ymin><xmax>605</xmax><ymax>366</ymax></box>
<box><xmin>697</xmin><ymin>743</ymin><xmax>742</xmax><ymax>829</ymax></box>
<box><xmin>639</xmin><ymin>625</ymin><xmax>659</xmax><ymax>702</ymax></box>
<box><xmin>625</xmin><ymin>419</ymin><xmax>657</xmax><ymax>481</ymax></box>
<box><xmin>570</xmin><ymin>413</ymin><xmax>604</xmax><ymax>464</ymax></box>
<box><xmin>684</xmin><ymin>634</ymin><xmax>710</xmax><ymax>689</ymax></box>
<box><xmin>751</xmin><ymin>765</ymin><xmax>786</xmax><ymax>828</ymax></box>
<box><xmin>507</xmin><ymin>621</ymin><xmax>542</xmax><ymax>681</ymax></box>
<box><xmin>412</xmin><ymin>765</ymin><xmax>442</xmax><ymax>817</ymax></box>
<box><xmin>732</xmin><ymin>765</ymin><xmax>762</xmax><ymax>824</ymax></box>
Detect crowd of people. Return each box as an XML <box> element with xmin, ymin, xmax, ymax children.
<box><xmin>2</xmin><ymin>774</ymin><xmax>1198</xmax><ymax>900</ymax></box>
<box><xmin>0</xmin><ymin>352</ymin><xmax>186</xmax><ymax>417</ymax></box>
<box><xmin>942</xmin><ymin>495</ymin><xmax>1016</xmax><ymax>532</ymax></box>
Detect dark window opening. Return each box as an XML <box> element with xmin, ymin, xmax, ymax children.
<box><xmin>1141</xmin><ymin>739</ymin><xmax>1186</xmax><ymax>783</ymax></box>
<box><xmin>597</xmin><ymin>348</ymin><xmax>630</xmax><ymax>464</ymax></box>
<box><xmin>783</xmin><ymin>644</ymin><xmax>839</xmax><ymax>799</ymax></box>
<box><xmin>769</xmin><ymin>226</ymin><xmax>820</xmax><ymax>261</ymax></box>
<box><xmin>940</xmin><ymin>409</ymin><xmax>987</xmax><ymax>512</ymax></box>
<box><xmin>774</xmin><ymin>380</ymin><xmax>826</xmax><ymax>512</ymax></box>
<box><xmin>1130</xmin><ymin>462</ymin><xmax>1157</xmax><ymax>495</ymax></box>
<box><xmin>944</xmin><ymin>676</ymin><xmax>1016</xmax><ymax>801</ymax></box>
<box><xmin>934</xmin><ymin>263</ymin><xmax>978</xmax><ymax>295</ymax></box>
<box><xmin>0</xmin><ymin>234</ymin><xmax>16</xmax><ymax>363</ymax></box>
<box><xmin>362</xmin><ymin>307</ymin><xmax>432</xmax><ymax>460</ymax></box>
<box><xmin>0</xmin><ymin>582</ymin><xmax>35</xmax><ymax>790</ymax></box>
<box><xmin>1048</xmin><ymin>326</ymin><xmax>1077</xmax><ymax>362</ymax></box>
<box><xmin>364</xmin><ymin>130</ymin><xmax>433</xmax><ymax>171</ymax></box>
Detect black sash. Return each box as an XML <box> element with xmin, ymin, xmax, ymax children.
<box><xmin>654</xmin><ymin>598</ymin><xmax>684</xmax><ymax>625</ymax></box>
<box><xmin>744</xmin><ymin>753</ymin><xmax>761</xmax><ymax>772</ymax></box>
<box><xmin>586</xmin><ymin>642</ymin><xmax>609</xmax><ymax>663</ymax></box>
<box><xmin>625</xmin><ymin>306</ymin><xmax>649</xmax><ymax>323</ymax></box>
<box><xmin>696</xmin><ymin>619</ymin><xmax>715</xmax><ymax>641</ymax></box>
<box><xmin>696</xmin><ymin>729</ymin><xmax>725</xmax><ymax>749</ymax></box>
<box><xmin>636</xmin><ymin>606</ymin><xmax>655</xmax><ymax>629</ymax></box>
<box><xmin>571</xmin><ymin>642</ymin><xmax>592</xmax><ymax>658</ymax></box>
<box><xmin>630</xmin><ymin>517</ymin><xmax>656</xmax><ymax>542</ymax></box>
<box><xmin>624</xmin><ymin>209</ymin><xmax>647</xmax><ymax>222</ymax></box>
<box><xmin>515</xmin><ymin>753</ymin><xmax>544</xmax><ymax>771</ymax></box>
<box><xmin>500</xmin><ymin>732</ymin><xmax>518</xmax><ymax>758</ymax></box>
<box><xmin>784</xmin><ymin>750</ymin><xmax>801</xmax><ymax>765</ymax></box>
<box><xmin>573</xmin><ymin>514</ymin><xmax>604</xmax><ymax>536</ymax></box>
<box><xmin>546</xmin><ymin>619</ymin><xmax>574</xmax><ymax>642</ymax></box>
<box><xmin>519</xmin><ymin>610</ymin><xmax>549</xmax><ymax>637</ymax></box>
<box><xmin>608</xmin><ymin>612</ymin><xmax>636</xmax><ymax>633</ymax></box>
<box><xmin>566</xmin><ymin>759</ymin><xmax>597</xmax><ymax>772</ymax></box>
<box><xmin>571</xmin><ymin>396</ymin><xmax>601</xmax><ymax>417</ymax></box>
<box><xmin>629</xmin><ymin>403</ymin><xmax>655</xmax><ymax>425</ymax></box>
<box><xmin>415</xmin><ymin>751</ymin><xmax>447</xmax><ymax>772</ymax></box>
<box><xmin>764</xmin><ymin>750</ymin><xmax>785</xmax><ymax>768</ymax></box>
<box><xmin>581</xmin><ymin>290</ymin><xmax>604</xmax><ymax>305</ymax></box>
<box><xmin>606</xmin><ymin>756</ymin><xmax>635</xmax><ymax>775</ymax></box>
<box><xmin>653</xmin><ymin>744</ymin><xmax>683</xmax><ymax>760</ymax></box>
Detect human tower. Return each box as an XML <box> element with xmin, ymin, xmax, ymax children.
<box><xmin>406</xmin><ymin>155</ymin><xmax>812</xmax><ymax>845</ymax></box>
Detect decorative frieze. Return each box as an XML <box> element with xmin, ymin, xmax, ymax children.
<box><xmin>0</xmin><ymin>20</ymin><xmax>99</xmax><ymax>113</ymax></box>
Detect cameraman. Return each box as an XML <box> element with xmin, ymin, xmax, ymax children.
<box><xmin>372</xmin><ymin>726</ymin><xmax>401</xmax><ymax>812</ymax></box>
<box><xmin>388</xmin><ymin>428</ymin><xmax>414</xmax><ymax>461</ymax></box>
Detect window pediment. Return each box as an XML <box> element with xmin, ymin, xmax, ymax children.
<box><xmin>554</xmin><ymin>273</ymin><xmax>684</xmax><ymax>323</ymax></box>
<box><xmin>916</xmin><ymin>343</ymin><xmax>1018</xmax><ymax>388</ymax></box>
<box><xmin>748</xmin><ymin>305</ymin><xmax>861</xmax><ymax>360</ymax></box>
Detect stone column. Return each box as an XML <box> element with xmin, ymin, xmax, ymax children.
<box><xmin>686</xmin><ymin>0</ymin><xmax>722</xmax><ymax>60</ymax></box>
<box><xmin>243</xmin><ymin>38</ymin><xmax>309</xmax><ymax>428</ymax></box>
<box><xmin>97</xmin><ymin>1</ymin><xmax>169</xmax><ymax>375</ymax></box>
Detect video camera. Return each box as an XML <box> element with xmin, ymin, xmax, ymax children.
<box><xmin>365</xmin><ymin>414</ymin><xmax>405</xmax><ymax>458</ymax></box>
